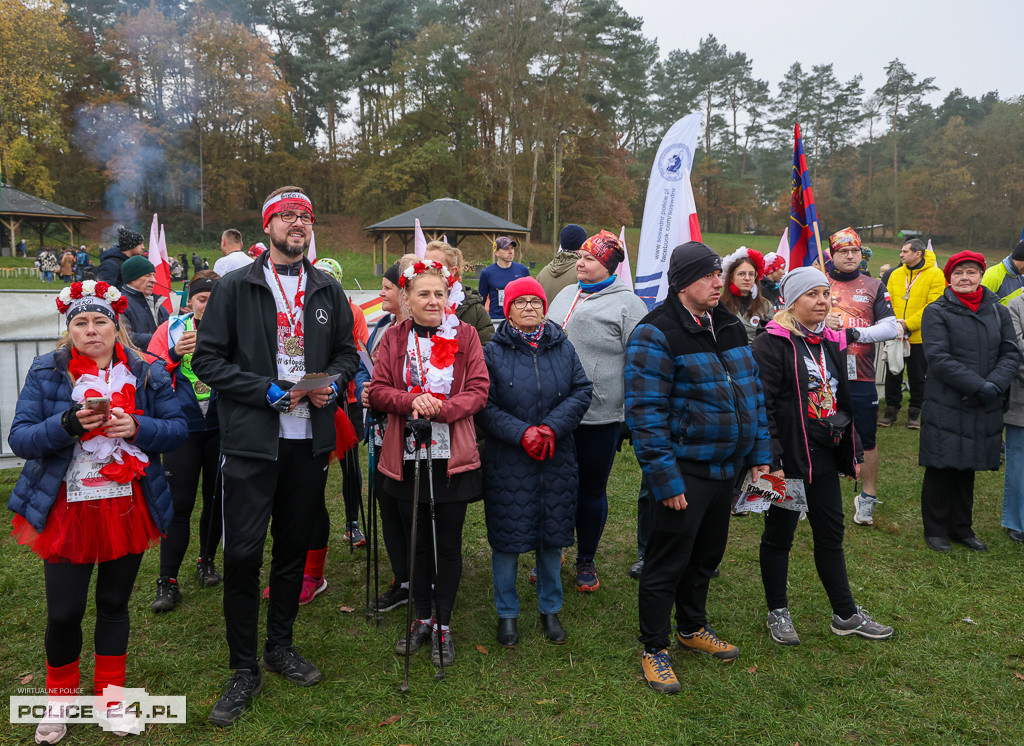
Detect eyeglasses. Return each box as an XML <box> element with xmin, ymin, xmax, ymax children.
<box><xmin>512</xmin><ymin>298</ymin><xmax>544</xmax><ymax>310</ymax></box>
<box><xmin>734</xmin><ymin>271</ymin><xmax>756</xmax><ymax>279</ymax></box>
<box><xmin>276</xmin><ymin>211</ymin><xmax>315</xmax><ymax>225</ymax></box>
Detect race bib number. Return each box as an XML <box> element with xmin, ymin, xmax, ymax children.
<box><xmin>403</xmin><ymin>422</ymin><xmax>451</xmax><ymax>460</ymax></box>
<box><xmin>847</xmin><ymin>354</ymin><xmax>858</xmax><ymax>380</ymax></box>
<box><xmin>64</xmin><ymin>443</ymin><xmax>133</xmax><ymax>503</ymax></box>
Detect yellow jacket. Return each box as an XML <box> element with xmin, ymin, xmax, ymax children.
<box><xmin>885</xmin><ymin>250</ymin><xmax>946</xmax><ymax>344</ymax></box>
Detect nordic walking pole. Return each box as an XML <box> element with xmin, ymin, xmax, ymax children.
<box><xmin>423</xmin><ymin>427</ymin><xmax>446</xmax><ymax>681</ymax></box>
<box><xmin>366</xmin><ymin>413</ymin><xmax>381</xmax><ymax>624</ymax></box>
<box><xmin>400</xmin><ymin>418</ymin><xmax>429</xmax><ymax>694</ymax></box>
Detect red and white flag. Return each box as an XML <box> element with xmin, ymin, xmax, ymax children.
<box><xmin>147</xmin><ymin>215</ymin><xmax>173</xmax><ymax>313</ymax></box>
<box><xmin>776</xmin><ymin>227</ymin><xmax>790</xmax><ymax>272</ymax></box>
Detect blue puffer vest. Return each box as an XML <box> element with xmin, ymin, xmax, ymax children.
<box><xmin>7</xmin><ymin>346</ymin><xmax>188</xmax><ymax>533</ymax></box>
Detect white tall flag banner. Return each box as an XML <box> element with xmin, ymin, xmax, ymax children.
<box><xmin>414</xmin><ymin>218</ymin><xmax>427</xmax><ymax>258</ymax></box>
<box><xmin>615</xmin><ymin>225</ymin><xmax>633</xmax><ymax>290</ymax></box>
<box><xmin>926</xmin><ymin>238</ymin><xmax>933</xmax><ymax>254</ymax></box>
<box><xmin>634</xmin><ymin>113</ymin><xmax>703</xmax><ymax>310</ymax></box>
<box><xmin>308</xmin><ymin>230</ymin><xmax>317</xmax><ymax>263</ymax></box>
<box><xmin>147</xmin><ymin>216</ymin><xmax>172</xmax><ymax>313</ymax></box>
<box><xmin>776</xmin><ymin>227</ymin><xmax>790</xmax><ymax>271</ymax></box>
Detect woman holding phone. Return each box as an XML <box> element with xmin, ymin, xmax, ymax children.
<box><xmin>146</xmin><ymin>270</ymin><xmax>223</xmax><ymax>612</ymax></box>
<box><xmin>8</xmin><ymin>280</ymin><xmax>187</xmax><ymax>743</ymax></box>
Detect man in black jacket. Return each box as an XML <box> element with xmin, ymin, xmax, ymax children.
<box><xmin>119</xmin><ymin>255</ymin><xmax>169</xmax><ymax>349</ymax></box>
<box><xmin>193</xmin><ymin>186</ymin><xmax>358</xmax><ymax>727</ymax></box>
<box><xmin>96</xmin><ymin>227</ymin><xmax>146</xmax><ymax>287</ymax></box>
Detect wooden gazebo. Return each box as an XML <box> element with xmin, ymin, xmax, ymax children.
<box><xmin>0</xmin><ymin>184</ymin><xmax>95</xmax><ymax>256</ymax></box>
<box><xmin>365</xmin><ymin>198</ymin><xmax>529</xmax><ymax>274</ymax></box>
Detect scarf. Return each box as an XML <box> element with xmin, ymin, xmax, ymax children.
<box><xmin>954</xmin><ymin>287</ymin><xmax>984</xmax><ymax>312</ymax></box>
<box><xmin>509</xmin><ymin>323</ymin><xmax>545</xmax><ymax>348</ymax></box>
<box><xmin>579</xmin><ymin>276</ymin><xmax>615</xmax><ymax>294</ymax></box>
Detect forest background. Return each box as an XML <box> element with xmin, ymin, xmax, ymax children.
<box><xmin>3</xmin><ymin>0</ymin><xmax>1023</xmax><ymax>254</ymax></box>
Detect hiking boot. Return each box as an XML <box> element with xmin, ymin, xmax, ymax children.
<box><xmin>831</xmin><ymin>607</ymin><xmax>894</xmax><ymax>640</ymax></box>
<box><xmin>907</xmin><ymin>407</ymin><xmax>921</xmax><ymax>430</ymax></box>
<box><xmin>430</xmin><ymin>629</ymin><xmax>455</xmax><ymax>667</ymax></box>
<box><xmin>878</xmin><ymin>406</ymin><xmax>898</xmax><ymax>427</ymax></box>
<box><xmin>209</xmin><ymin>668</ymin><xmax>263</xmax><ymax>727</ymax></box>
<box><xmin>151</xmin><ymin>577</ymin><xmax>181</xmax><ymax>613</ymax></box>
<box><xmin>395</xmin><ymin>619</ymin><xmax>433</xmax><ymax>655</ymax></box>
<box><xmin>345</xmin><ymin>523</ymin><xmax>366</xmax><ymax>548</ymax></box>
<box><xmin>298</xmin><ymin>575</ymin><xmax>327</xmax><ymax>605</ymax></box>
<box><xmin>371</xmin><ymin>579</ymin><xmax>409</xmax><ymax>611</ymax></box>
<box><xmin>853</xmin><ymin>493</ymin><xmax>879</xmax><ymax>526</ymax></box>
<box><xmin>641</xmin><ymin>649</ymin><xmax>681</xmax><ymax>694</ymax></box>
<box><xmin>766</xmin><ymin>607</ymin><xmax>801</xmax><ymax>646</ymax></box>
<box><xmin>629</xmin><ymin>557</ymin><xmax>645</xmax><ymax>580</ymax></box>
<box><xmin>261</xmin><ymin>645</ymin><xmax>322</xmax><ymax>686</ymax></box>
<box><xmin>197</xmin><ymin>557</ymin><xmax>222</xmax><ymax>587</ymax></box>
<box><xmin>677</xmin><ymin>626</ymin><xmax>739</xmax><ymax>660</ymax></box>
<box><xmin>575</xmin><ymin>560</ymin><xmax>600</xmax><ymax>592</ymax></box>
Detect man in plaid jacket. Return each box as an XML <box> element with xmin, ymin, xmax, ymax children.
<box><xmin>625</xmin><ymin>241</ymin><xmax>770</xmax><ymax>694</ymax></box>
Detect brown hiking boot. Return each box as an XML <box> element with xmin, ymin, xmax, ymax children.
<box><xmin>878</xmin><ymin>406</ymin><xmax>898</xmax><ymax>427</ymax></box>
<box><xmin>907</xmin><ymin>407</ymin><xmax>921</xmax><ymax>430</ymax></box>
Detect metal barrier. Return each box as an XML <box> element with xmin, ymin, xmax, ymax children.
<box><xmin>0</xmin><ymin>337</ymin><xmax>57</xmax><ymax>469</ymax></box>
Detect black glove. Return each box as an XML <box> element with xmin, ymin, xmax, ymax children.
<box><xmin>62</xmin><ymin>404</ymin><xmax>86</xmax><ymax>437</ymax></box>
<box><xmin>978</xmin><ymin>381</ymin><xmax>1002</xmax><ymax>402</ymax></box>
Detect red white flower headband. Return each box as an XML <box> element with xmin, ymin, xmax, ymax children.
<box><xmin>398</xmin><ymin>260</ymin><xmax>454</xmax><ymax>289</ymax></box>
<box><xmin>57</xmin><ymin>281</ymin><xmax>128</xmax><ymax>325</ymax></box>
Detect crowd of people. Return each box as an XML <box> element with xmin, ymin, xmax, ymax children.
<box><xmin>9</xmin><ymin>194</ymin><xmax>1024</xmax><ymax>740</ymax></box>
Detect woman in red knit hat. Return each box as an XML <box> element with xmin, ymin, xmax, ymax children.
<box><xmin>721</xmin><ymin>247</ymin><xmax>773</xmax><ymax>344</ymax></box>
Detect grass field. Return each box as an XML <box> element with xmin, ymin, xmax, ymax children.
<box><xmin>2</xmin><ymin>411</ymin><xmax>1023</xmax><ymax>744</ymax></box>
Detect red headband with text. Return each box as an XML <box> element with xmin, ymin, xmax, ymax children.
<box><xmin>262</xmin><ymin>192</ymin><xmax>315</xmax><ymax>229</ymax></box>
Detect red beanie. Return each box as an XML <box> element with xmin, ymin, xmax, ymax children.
<box><xmin>503</xmin><ymin>276</ymin><xmax>548</xmax><ymax>318</ymax></box>
<box><xmin>943</xmin><ymin>250</ymin><xmax>986</xmax><ymax>284</ymax></box>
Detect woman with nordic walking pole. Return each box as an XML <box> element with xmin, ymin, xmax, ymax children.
<box><xmin>366</xmin><ymin>258</ymin><xmax>489</xmax><ymax>672</ymax></box>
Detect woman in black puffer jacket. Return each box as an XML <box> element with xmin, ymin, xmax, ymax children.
<box><xmin>476</xmin><ymin>278</ymin><xmax>592</xmax><ymax>648</ymax></box>
<box><xmin>919</xmin><ymin>251</ymin><xmax>1021</xmax><ymax>553</ymax></box>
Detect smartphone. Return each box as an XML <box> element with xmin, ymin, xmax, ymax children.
<box><xmin>84</xmin><ymin>396</ymin><xmax>111</xmax><ymax>416</ymax></box>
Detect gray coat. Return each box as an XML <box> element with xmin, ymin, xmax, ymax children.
<box><xmin>548</xmin><ymin>277</ymin><xmax>648</xmax><ymax>424</ymax></box>
<box><xmin>919</xmin><ymin>288</ymin><xmax>1020</xmax><ymax>471</ymax></box>
<box><xmin>1005</xmin><ymin>295</ymin><xmax>1024</xmax><ymax>428</ymax></box>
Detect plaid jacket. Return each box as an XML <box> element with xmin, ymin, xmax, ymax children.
<box><xmin>625</xmin><ymin>294</ymin><xmax>770</xmax><ymax>502</ymax></box>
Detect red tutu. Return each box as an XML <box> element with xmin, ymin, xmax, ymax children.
<box><xmin>11</xmin><ymin>482</ymin><xmax>161</xmax><ymax>564</ymax></box>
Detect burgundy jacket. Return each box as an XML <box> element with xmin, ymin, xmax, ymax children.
<box><xmin>367</xmin><ymin>319</ymin><xmax>489</xmax><ymax>480</ymax></box>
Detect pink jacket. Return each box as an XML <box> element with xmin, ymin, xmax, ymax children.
<box><xmin>367</xmin><ymin>319</ymin><xmax>489</xmax><ymax>480</ymax></box>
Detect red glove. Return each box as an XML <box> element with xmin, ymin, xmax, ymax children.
<box><xmin>536</xmin><ymin>425</ymin><xmax>556</xmax><ymax>460</ymax></box>
<box><xmin>521</xmin><ymin>426</ymin><xmax>547</xmax><ymax>461</ymax></box>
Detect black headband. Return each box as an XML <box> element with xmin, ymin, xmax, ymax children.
<box><xmin>66</xmin><ymin>299</ymin><xmax>119</xmax><ymax>327</ymax></box>
<box><xmin>189</xmin><ymin>277</ymin><xmax>217</xmax><ymax>299</ymax></box>
<box><xmin>383</xmin><ymin>263</ymin><xmax>401</xmax><ymax>286</ymax></box>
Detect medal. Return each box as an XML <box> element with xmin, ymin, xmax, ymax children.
<box><xmin>269</xmin><ymin>261</ymin><xmax>305</xmax><ymax>356</ymax></box>
<box><xmin>284</xmin><ymin>335</ymin><xmax>304</xmax><ymax>356</ymax></box>
<box><xmin>192</xmin><ymin>380</ymin><xmax>211</xmax><ymax>395</ymax></box>
<box><xmin>902</xmin><ymin>292</ymin><xmax>910</xmax><ymax>300</ymax></box>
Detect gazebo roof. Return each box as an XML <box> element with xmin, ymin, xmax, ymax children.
<box><xmin>365</xmin><ymin>198</ymin><xmax>527</xmax><ymax>234</ymax></box>
<box><xmin>0</xmin><ymin>184</ymin><xmax>92</xmax><ymax>221</ymax></box>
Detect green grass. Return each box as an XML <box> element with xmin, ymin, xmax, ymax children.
<box><xmin>2</xmin><ymin>408</ymin><xmax>1024</xmax><ymax>744</ymax></box>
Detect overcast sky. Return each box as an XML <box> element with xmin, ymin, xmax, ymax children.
<box><xmin>617</xmin><ymin>0</ymin><xmax>1023</xmax><ymax>104</ymax></box>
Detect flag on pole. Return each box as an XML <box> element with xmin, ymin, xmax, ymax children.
<box><xmin>788</xmin><ymin>123</ymin><xmax>823</xmax><ymax>269</ymax></box>
<box><xmin>615</xmin><ymin>226</ymin><xmax>633</xmax><ymax>290</ymax></box>
<box><xmin>634</xmin><ymin>113</ymin><xmax>703</xmax><ymax>310</ymax></box>
<box><xmin>148</xmin><ymin>219</ymin><xmax>172</xmax><ymax>313</ymax></box>
<box><xmin>776</xmin><ymin>227</ymin><xmax>790</xmax><ymax>272</ymax></box>
<box><xmin>308</xmin><ymin>230</ymin><xmax>317</xmax><ymax>263</ymax></box>
<box><xmin>414</xmin><ymin>218</ymin><xmax>427</xmax><ymax>258</ymax></box>
<box><xmin>926</xmin><ymin>238</ymin><xmax>933</xmax><ymax>254</ymax></box>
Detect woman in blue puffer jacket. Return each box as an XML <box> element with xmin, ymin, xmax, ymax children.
<box><xmin>477</xmin><ymin>277</ymin><xmax>592</xmax><ymax>649</ymax></box>
<box><xmin>8</xmin><ymin>280</ymin><xmax>187</xmax><ymax>743</ymax></box>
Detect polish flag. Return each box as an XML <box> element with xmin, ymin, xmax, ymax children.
<box><xmin>615</xmin><ymin>225</ymin><xmax>634</xmax><ymax>290</ymax></box>
<box><xmin>147</xmin><ymin>215</ymin><xmax>173</xmax><ymax>313</ymax></box>
<box><xmin>414</xmin><ymin>218</ymin><xmax>427</xmax><ymax>258</ymax></box>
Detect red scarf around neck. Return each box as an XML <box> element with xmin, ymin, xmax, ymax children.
<box><xmin>954</xmin><ymin>287</ymin><xmax>984</xmax><ymax>312</ymax></box>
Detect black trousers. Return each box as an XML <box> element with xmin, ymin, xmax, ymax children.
<box><xmin>885</xmin><ymin>342</ymin><xmax>927</xmax><ymax>410</ymax></box>
<box><xmin>44</xmin><ymin>553</ymin><xmax>144</xmax><ymax>666</ymax></box>
<box><xmin>376</xmin><ymin>469</ymin><xmax>408</xmax><ymax>584</ymax></box>
<box><xmin>636</xmin><ymin>472</ymin><xmax>655</xmax><ymax>558</ymax></box>
<box><xmin>921</xmin><ymin>466</ymin><xmax>976</xmax><ymax>540</ymax></box>
<box><xmin>574</xmin><ymin>422</ymin><xmax>620</xmax><ymax>561</ymax></box>
<box><xmin>638</xmin><ymin>474</ymin><xmax>732</xmax><ymax>650</ymax></box>
<box><xmin>396</xmin><ymin>498</ymin><xmax>467</xmax><ymax>627</ymax></box>
<box><xmin>759</xmin><ymin>448</ymin><xmax>857</xmax><ymax>619</ymax></box>
<box><xmin>221</xmin><ymin>439</ymin><xmax>328</xmax><ymax>671</ymax></box>
<box><xmin>160</xmin><ymin>429</ymin><xmax>222</xmax><ymax>578</ymax></box>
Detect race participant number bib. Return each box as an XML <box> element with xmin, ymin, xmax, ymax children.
<box><xmin>64</xmin><ymin>442</ymin><xmax>133</xmax><ymax>503</ymax></box>
<box><xmin>403</xmin><ymin>421</ymin><xmax>451</xmax><ymax>461</ymax></box>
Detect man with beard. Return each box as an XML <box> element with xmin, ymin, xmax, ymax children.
<box><xmin>193</xmin><ymin>186</ymin><xmax>359</xmax><ymax>727</ymax></box>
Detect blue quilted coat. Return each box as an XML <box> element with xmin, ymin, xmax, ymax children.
<box><xmin>476</xmin><ymin>320</ymin><xmax>593</xmax><ymax>553</ymax></box>
<box><xmin>8</xmin><ymin>346</ymin><xmax>188</xmax><ymax>533</ymax></box>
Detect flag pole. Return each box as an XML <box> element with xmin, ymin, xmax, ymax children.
<box><xmin>811</xmin><ymin>220</ymin><xmax>825</xmax><ymax>273</ymax></box>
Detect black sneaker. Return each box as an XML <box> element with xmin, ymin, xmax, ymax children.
<box><xmin>261</xmin><ymin>645</ymin><xmax>322</xmax><ymax>686</ymax></box>
<box><xmin>371</xmin><ymin>579</ymin><xmax>409</xmax><ymax>612</ymax></box>
<box><xmin>629</xmin><ymin>557</ymin><xmax>645</xmax><ymax>580</ymax></box>
<box><xmin>431</xmin><ymin>628</ymin><xmax>455</xmax><ymax>667</ymax></box>
<box><xmin>394</xmin><ymin>619</ymin><xmax>433</xmax><ymax>655</ymax></box>
<box><xmin>209</xmin><ymin>668</ymin><xmax>263</xmax><ymax>727</ymax></box>
<box><xmin>197</xmin><ymin>557</ymin><xmax>222</xmax><ymax>587</ymax></box>
<box><xmin>151</xmin><ymin>577</ymin><xmax>181</xmax><ymax>613</ymax></box>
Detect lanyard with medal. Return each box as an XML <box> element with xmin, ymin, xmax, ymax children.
<box><xmin>270</xmin><ymin>262</ymin><xmax>305</xmax><ymax>355</ymax></box>
<box><xmin>902</xmin><ymin>268</ymin><xmax>922</xmax><ymax>301</ymax></box>
<box><xmin>802</xmin><ymin>338</ymin><xmax>836</xmax><ymax>413</ymax></box>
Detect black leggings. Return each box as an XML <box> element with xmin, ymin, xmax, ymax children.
<box><xmin>375</xmin><ymin>470</ymin><xmax>408</xmax><ymax>583</ymax></box>
<box><xmin>574</xmin><ymin>422</ymin><xmax>620</xmax><ymax>561</ymax></box>
<box><xmin>160</xmin><ymin>429</ymin><xmax>222</xmax><ymax>578</ymax></box>
<box><xmin>396</xmin><ymin>499</ymin><xmax>467</xmax><ymax>627</ymax></box>
<box><xmin>44</xmin><ymin>553</ymin><xmax>144</xmax><ymax>667</ymax></box>
<box><xmin>309</xmin><ymin>448</ymin><xmax>364</xmax><ymax>550</ymax></box>
<box><xmin>759</xmin><ymin>447</ymin><xmax>857</xmax><ymax>619</ymax></box>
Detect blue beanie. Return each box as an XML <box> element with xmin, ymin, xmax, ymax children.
<box><xmin>559</xmin><ymin>224</ymin><xmax>587</xmax><ymax>253</ymax></box>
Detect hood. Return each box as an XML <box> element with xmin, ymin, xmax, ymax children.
<box><xmin>462</xmin><ymin>285</ymin><xmax>485</xmax><ymax>306</ymax></box>
<box><xmin>545</xmin><ymin>252</ymin><xmax>579</xmax><ymax>278</ymax></box>
<box><xmin>921</xmin><ymin>249</ymin><xmax>938</xmax><ymax>271</ymax></box>
<box><xmin>99</xmin><ymin>246</ymin><xmax>126</xmax><ymax>261</ymax></box>
<box><xmin>764</xmin><ymin>319</ymin><xmax>848</xmax><ymax>350</ymax></box>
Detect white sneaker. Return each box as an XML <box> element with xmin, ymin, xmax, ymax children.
<box><xmin>34</xmin><ymin>719</ymin><xmax>67</xmax><ymax>744</ymax></box>
<box><xmin>853</xmin><ymin>493</ymin><xmax>878</xmax><ymax>525</ymax></box>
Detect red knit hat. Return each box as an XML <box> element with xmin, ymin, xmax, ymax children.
<box><xmin>943</xmin><ymin>250</ymin><xmax>986</xmax><ymax>284</ymax></box>
<box><xmin>503</xmin><ymin>276</ymin><xmax>548</xmax><ymax>318</ymax></box>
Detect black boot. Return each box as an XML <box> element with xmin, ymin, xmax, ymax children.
<box><xmin>907</xmin><ymin>407</ymin><xmax>921</xmax><ymax>430</ymax></box>
<box><xmin>878</xmin><ymin>406</ymin><xmax>898</xmax><ymax>427</ymax></box>
<box><xmin>497</xmin><ymin>618</ymin><xmax>518</xmax><ymax>647</ymax></box>
<box><xmin>540</xmin><ymin>613</ymin><xmax>566</xmax><ymax>644</ymax></box>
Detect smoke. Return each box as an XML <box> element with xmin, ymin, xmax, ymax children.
<box><xmin>73</xmin><ymin>102</ymin><xmax>173</xmax><ymax>236</ymax></box>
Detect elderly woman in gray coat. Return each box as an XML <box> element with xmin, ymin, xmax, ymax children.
<box><xmin>1002</xmin><ymin>294</ymin><xmax>1024</xmax><ymax>544</ymax></box>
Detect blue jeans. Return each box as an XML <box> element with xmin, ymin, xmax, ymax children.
<box><xmin>492</xmin><ymin>547</ymin><xmax>563</xmax><ymax>618</ymax></box>
<box><xmin>1004</xmin><ymin>425</ymin><xmax>1024</xmax><ymax>532</ymax></box>
<box><xmin>42</xmin><ymin>271</ymin><xmax>54</xmax><ymax>283</ymax></box>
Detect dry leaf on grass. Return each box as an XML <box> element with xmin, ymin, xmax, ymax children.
<box><xmin>379</xmin><ymin>714</ymin><xmax>401</xmax><ymax>727</ymax></box>
<box><xmin>338</xmin><ymin>606</ymin><xmax>355</xmax><ymax>613</ymax></box>
<box><xmin>746</xmin><ymin>666</ymin><xmax>756</xmax><ymax>674</ymax></box>
<box><xmin>20</xmin><ymin>674</ymin><xmax>33</xmax><ymax>684</ymax></box>
<box><xmin>475</xmin><ymin>644</ymin><xmax>488</xmax><ymax>655</ymax></box>
<box><xmin>1014</xmin><ymin>673</ymin><xmax>1024</xmax><ymax>681</ymax></box>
